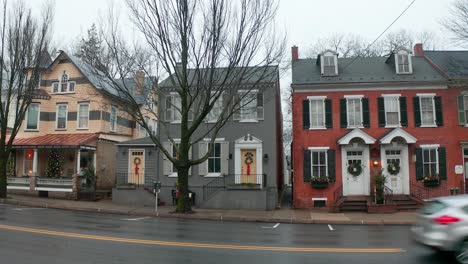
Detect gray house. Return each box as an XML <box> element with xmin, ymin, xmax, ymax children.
<box><xmin>113</xmin><ymin>66</ymin><xmax>284</xmax><ymax>210</ymax></box>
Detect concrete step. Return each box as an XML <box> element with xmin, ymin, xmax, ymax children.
<box><xmin>340</xmin><ymin>205</ymin><xmax>367</xmax><ymax>211</ymax></box>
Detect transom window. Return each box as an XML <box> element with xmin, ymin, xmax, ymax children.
<box><xmin>52</xmin><ymin>71</ymin><xmax>76</xmax><ymax>94</ymax></box>
<box><xmin>56</xmin><ymin>104</ymin><xmax>68</xmax><ymax>129</ymax></box>
<box><xmin>385</xmin><ymin>97</ymin><xmax>400</xmax><ymax>126</ymax></box>
<box><xmin>347</xmin><ymin>98</ymin><xmax>362</xmax><ymax>127</ymax></box>
<box><xmin>309</xmin><ymin>99</ymin><xmax>325</xmax><ymax>128</ymax></box>
<box><xmin>311</xmin><ymin>151</ymin><xmax>327</xmax><ymax>177</ymax></box>
<box><xmin>385</xmin><ymin>150</ymin><xmax>401</xmax><ymax>156</ymax></box>
<box><xmin>77</xmin><ymin>103</ymin><xmax>89</xmax><ymax>129</ymax></box>
<box><xmin>422</xmin><ymin>148</ymin><xmax>438</xmax><ymax>177</ymax></box>
<box><xmin>420</xmin><ymin>96</ymin><xmax>435</xmax><ymax>126</ymax></box>
<box><xmin>208</xmin><ymin>143</ymin><xmax>221</xmax><ymax>173</ymax></box>
<box><xmin>26</xmin><ymin>103</ymin><xmax>40</xmax><ymax>130</ymax></box>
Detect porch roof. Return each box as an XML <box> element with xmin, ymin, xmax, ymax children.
<box><xmin>337</xmin><ymin>128</ymin><xmax>376</xmax><ymax>145</ymax></box>
<box><xmin>379</xmin><ymin>128</ymin><xmax>417</xmax><ymax>144</ymax></box>
<box><xmin>12</xmin><ymin>133</ymin><xmax>98</xmax><ymax>149</ymax></box>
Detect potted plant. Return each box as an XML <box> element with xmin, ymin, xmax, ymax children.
<box><xmin>310</xmin><ymin>176</ymin><xmax>329</xmax><ymax>188</ymax></box>
<box><xmin>424</xmin><ymin>174</ymin><xmax>440</xmax><ymax>187</ymax></box>
<box><xmin>374</xmin><ymin>169</ymin><xmax>387</xmax><ymax>204</ymax></box>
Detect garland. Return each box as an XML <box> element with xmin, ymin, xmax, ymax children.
<box><xmin>387</xmin><ymin>162</ymin><xmax>400</xmax><ymax>175</ymax></box>
<box><xmin>347</xmin><ymin>163</ymin><xmax>362</xmax><ymax>177</ymax></box>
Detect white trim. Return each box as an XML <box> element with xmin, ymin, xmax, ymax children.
<box><xmin>203</xmin><ymin>138</ymin><xmax>226</xmax><ymax>142</ymax></box>
<box><xmin>417</xmin><ymin>93</ymin><xmax>436</xmax><ymax>97</ymax></box>
<box><xmin>312</xmin><ymin>198</ymin><xmax>327</xmax><ymax>201</ymax></box>
<box><xmin>342</xmin><ymin>145</ymin><xmax>370</xmax><ymax>196</ymax></box>
<box><xmin>239</xmin><ymin>119</ymin><xmax>259</xmax><ymax>123</ymax></box>
<box><xmin>7</xmin><ymin>186</ymin><xmax>30</xmax><ymax>190</ymax></box>
<box><xmin>238</xmin><ymin>89</ymin><xmax>259</xmax><ymax>93</ymax></box>
<box><xmin>307</xmin><ymin>96</ymin><xmax>327</xmax><ymax>100</ymax></box>
<box><xmin>294</xmin><ymin>85</ymin><xmax>447</xmax><ymax>93</ymax></box>
<box><xmin>35</xmin><ymin>187</ymin><xmax>73</xmax><ymax>192</ymax></box>
<box><xmin>234</xmin><ymin>135</ymin><xmax>263</xmax><ymax>186</ymax></box>
<box><xmin>379</xmin><ymin>128</ymin><xmax>417</xmax><ymax>144</ymax></box>
<box><xmin>128</xmin><ymin>149</ymin><xmax>145</xmax><ymax>184</ymax></box>
<box><xmin>382</xmin><ymin>94</ymin><xmax>402</xmax><ymax>97</ymax></box>
<box><xmin>420</xmin><ymin>144</ymin><xmax>440</xmax><ymax>149</ymax></box>
<box><xmin>205</xmin><ymin>173</ymin><xmax>222</xmax><ymax>177</ymax></box>
<box><xmin>395</xmin><ymin>51</ymin><xmax>413</xmax><ymax>74</ymax></box>
<box><xmin>116</xmin><ymin>144</ymin><xmax>156</xmax><ymax>146</ymax></box>
<box><xmin>381</xmin><ymin>145</ymin><xmax>410</xmax><ymax>195</ymax></box>
<box><xmin>419</xmin><ymin>96</ymin><xmax>436</xmax><ymax>127</ymax></box>
<box><xmin>308</xmin><ymin>146</ymin><xmax>330</xmax><ymax>150</ymax></box>
<box><xmin>344</xmin><ymin>95</ymin><xmax>364</xmax><ymax>99</ymax></box>
<box><xmin>337</xmin><ymin>128</ymin><xmax>376</xmax><ymax>145</ymax></box>
<box><xmin>110</xmin><ymin>106</ymin><xmax>118</xmax><ymax>132</ymax></box>
<box><xmin>55</xmin><ymin>104</ymin><xmax>68</xmax><ymax>130</ymax></box>
<box><xmin>25</xmin><ymin>103</ymin><xmax>40</xmax><ymax>131</ymax></box>
<box><xmin>168</xmin><ymin>173</ymin><xmax>178</xmax><ymax>178</ymax></box>
<box><xmin>309</xmin><ymin>127</ymin><xmax>327</xmax><ymax>130</ymax></box>
<box><xmin>77</xmin><ymin>102</ymin><xmax>90</xmax><ymax>129</ymax></box>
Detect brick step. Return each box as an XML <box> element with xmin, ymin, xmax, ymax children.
<box><xmin>340</xmin><ymin>205</ymin><xmax>367</xmax><ymax>211</ymax></box>
<box><xmin>394</xmin><ymin>200</ymin><xmax>420</xmax><ymax>205</ymax></box>
<box><xmin>342</xmin><ymin>201</ymin><xmax>367</xmax><ymax>206</ymax></box>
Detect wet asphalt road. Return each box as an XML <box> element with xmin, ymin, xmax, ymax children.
<box><xmin>0</xmin><ymin>204</ymin><xmax>455</xmax><ymax>264</ymax></box>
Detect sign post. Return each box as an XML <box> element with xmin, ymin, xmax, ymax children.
<box><xmin>153</xmin><ymin>181</ymin><xmax>161</xmax><ymax>214</ymax></box>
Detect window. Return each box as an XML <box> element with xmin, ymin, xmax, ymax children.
<box><xmin>397</xmin><ymin>54</ymin><xmax>410</xmax><ymax>73</ymax></box>
<box><xmin>56</xmin><ymin>104</ymin><xmax>68</xmax><ymax>129</ymax></box>
<box><xmin>26</xmin><ymin>103</ymin><xmax>39</xmax><ymax>130</ymax></box>
<box><xmin>422</xmin><ymin>148</ymin><xmax>438</xmax><ymax>177</ymax></box>
<box><xmin>206</xmin><ymin>96</ymin><xmax>223</xmax><ymax>122</ymax></box>
<box><xmin>77</xmin><ymin>103</ymin><xmax>89</xmax><ymax>129</ymax></box>
<box><xmin>171</xmin><ymin>143</ymin><xmax>180</xmax><ymax>174</ymax></box>
<box><xmin>144</xmin><ymin>117</ymin><xmax>150</xmax><ymax>137</ymax></box>
<box><xmin>51</xmin><ymin>71</ymin><xmax>75</xmax><ymax>94</ymax></box>
<box><xmin>311</xmin><ymin>150</ymin><xmax>327</xmax><ymax>177</ymax></box>
<box><xmin>60</xmin><ymin>72</ymin><xmax>69</xmax><ymax>93</ymax></box>
<box><xmin>151</xmin><ymin>119</ymin><xmax>157</xmax><ymax>135</ymax></box>
<box><xmin>165</xmin><ymin>95</ymin><xmax>181</xmax><ymax>122</ymax></box>
<box><xmin>208</xmin><ymin>143</ymin><xmax>221</xmax><ymax>173</ymax></box>
<box><xmin>385</xmin><ymin>96</ymin><xmax>400</xmax><ymax>126</ymax></box>
<box><xmin>110</xmin><ymin>106</ymin><xmax>117</xmax><ymax>132</ymax></box>
<box><xmin>347</xmin><ymin>98</ymin><xmax>362</xmax><ymax>127</ymax></box>
<box><xmin>238</xmin><ymin>92</ymin><xmax>263</xmax><ymax>121</ymax></box>
<box><xmin>420</xmin><ymin>96</ymin><xmax>435</xmax><ymax>126</ymax></box>
<box><xmin>321</xmin><ymin>53</ymin><xmax>338</xmax><ymax>76</ymax></box>
<box><xmin>309</xmin><ymin>99</ymin><xmax>325</xmax><ymax>128</ymax></box>
<box><xmin>465</xmin><ymin>97</ymin><xmax>468</xmax><ymax>123</ymax></box>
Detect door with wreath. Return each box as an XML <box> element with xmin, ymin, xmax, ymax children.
<box><xmin>241</xmin><ymin>149</ymin><xmax>256</xmax><ymax>184</ymax></box>
<box><xmin>343</xmin><ymin>149</ymin><xmax>367</xmax><ymax>195</ymax></box>
<box><xmin>129</xmin><ymin>149</ymin><xmax>145</xmax><ymax>185</ymax></box>
<box><xmin>382</xmin><ymin>148</ymin><xmax>405</xmax><ymax>194</ymax></box>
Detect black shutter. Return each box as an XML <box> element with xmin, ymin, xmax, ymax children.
<box><xmin>302</xmin><ymin>100</ymin><xmax>310</xmax><ymax>129</ymax></box>
<box><xmin>325</xmin><ymin>99</ymin><xmax>332</xmax><ymax>128</ymax></box>
<box><xmin>327</xmin><ymin>150</ymin><xmax>336</xmax><ymax>182</ymax></box>
<box><xmin>413</xmin><ymin>97</ymin><xmax>421</xmax><ymax>127</ymax></box>
<box><xmin>435</xmin><ymin>96</ymin><xmax>443</xmax><ymax>127</ymax></box>
<box><xmin>303</xmin><ymin>150</ymin><xmax>311</xmax><ymax>182</ymax></box>
<box><xmin>400</xmin><ymin>97</ymin><xmax>408</xmax><ymax>127</ymax></box>
<box><xmin>340</xmin><ymin>98</ymin><xmax>347</xmax><ymax>128</ymax></box>
<box><xmin>362</xmin><ymin>98</ymin><xmax>370</xmax><ymax>127</ymax></box>
<box><xmin>458</xmin><ymin>96</ymin><xmax>466</xmax><ymax>126</ymax></box>
<box><xmin>415</xmin><ymin>148</ymin><xmax>423</xmax><ymax>180</ymax></box>
<box><xmin>377</xmin><ymin>97</ymin><xmax>385</xmax><ymax>127</ymax></box>
<box><xmin>438</xmin><ymin>147</ymin><xmax>447</xmax><ymax>180</ymax></box>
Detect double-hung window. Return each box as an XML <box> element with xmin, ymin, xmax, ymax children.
<box><xmin>26</xmin><ymin>103</ymin><xmax>40</xmax><ymax>130</ymax></box>
<box><xmin>465</xmin><ymin>96</ymin><xmax>468</xmax><ymax>124</ymax></box>
<box><xmin>56</xmin><ymin>104</ymin><xmax>68</xmax><ymax>129</ymax></box>
<box><xmin>110</xmin><ymin>106</ymin><xmax>117</xmax><ymax>132</ymax></box>
<box><xmin>458</xmin><ymin>95</ymin><xmax>468</xmax><ymax>126</ymax></box>
<box><xmin>384</xmin><ymin>96</ymin><xmax>400</xmax><ymax>126</ymax></box>
<box><xmin>77</xmin><ymin>103</ymin><xmax>89</xmax><ymax>129</ymax></box>
<box><xmin>422</xmin><ymin>147</ymin><xmax>438</xmax><ymax>178</ymax></box>
<box><xmin>208</xmin><ymin>143</ymin><xmax>221</xmax><ymax>174</ymax></box>
<box><xmin>165</xmin><ymin>94</ymin><xmax>182</xmax><ymax>122</ymax></box>
<box><xmin>151</xmin><ymin>119</ymin><xmax>157</xmax><ymax>135</ymax></box>
<box><xmin>237</xmin><ymin>91</ymin><xmax>263</xmax><ymax>121</ymax></box>
<box><xmin>309</xmin><ymin>98</ymin><xmax>325</xmax><ymax>128</ymax></box>
<box><xmin>311</xmin><ymin>150</ymin><xmax>327</xmax><ymax>178</ymax></box>
<box><xmin>206</xmin><ymin>95</ymin><xmax>223</xmax><ymax>122</ymax></box>
<box><xmin>420</xmin><ymin>96</ymin><xmax>435</xmax><ymax>126</ymax></box>
<box><xmin>397</xmin><ymin>54</ymin><xmax>410</xmax><ymax>74</ymax></box>
<box><xmin>347</xmin><ymin>98</ymin><xmax>362</xmax><ymax>127</ymax></box>
<box><xmin>52</xmin><ymin>71</ymin><xmax>76</xmax><ymax>94</ymax></box>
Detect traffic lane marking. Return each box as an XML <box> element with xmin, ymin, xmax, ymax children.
<box><xmin>0</xmin><ymin>223</ymin><xmax>405</xmax><ymax>253</ymax></box>
<box><xmin>328</xmin><ymin>225</ymin><xmax>334</xmax><ymax>231</ymax></box>
<box><xmin>12</xmin><ymin>208</ymin><xmax>47</xmax><ymax>211</ymax></box>
<box><xmin>261</xmin><ymin>223</ymin><xmax>280</xmax><ymax>229</ymax></box>
<box><xmin>121</xmin><ymin>217</ymin><xmax>152</xmax><ymax>221</ymax></box>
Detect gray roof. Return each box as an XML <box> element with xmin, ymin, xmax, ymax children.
<box><xmin>159</xmin><ymin>65</ymin><xmax>279</xmax><ymax>88</ymax></box>
<box><xmin>116</xmin><ymin>137</ymin><xmax>156</xmax><ymax>146</ymax></box>
<box><xmin>425</xmin><ymin>51</ymin><xmax>468</xmax><ymax>79</ymax></box>
<box><xmin>292</xmin><ymin>56</ymin><xmax>446</xmax><ymax>85</ymax></box>
<box><xmin>59</xmin><ymin>52</ymin><xmax>154</xmax><ymax>104</ymax></box>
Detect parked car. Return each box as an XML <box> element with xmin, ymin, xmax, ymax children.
<box><xmin>412</xmin><ymin>195</ymin><xmax>468</xmax><ymax>263</ymax></box>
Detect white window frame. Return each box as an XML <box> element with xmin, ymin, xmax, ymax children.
<box><xmin>206</xmin><ymin>142</ymin><xmax>222</xmax><ymax>176</ymax></box>
<box><xmin>52</xmin><ymin>72</ymin><xmax>76</xmax><ymax>94</ymax></box>
<box><xmin>151</xmin><ymin>119</ymin><xmax>157</xmax><ymax>135</ymax></box>
<box><xmin>206</xmin><ymin>93</ymin><xmax>224</xmax><ymax>123</ymax></box>
<box><xmin>239</xmin><ymin>90</ymin><xmax>259</xmax><ymax>122</ymax></box>
<box><xmin>463</xmin><ymin>96</ymin><xmax>468</xmax><ymax>126</ymax></box>
<box><xmin>395</xmin><ymin>51</ymin><xmax>413</xmax><ymax>74</ymax></box>
<box><xmin>169</xmin><ymin>139</ymin><xmax>181</xmax><ymax>177</ymax></box>
<box><xmin>167</xmin><ymin>93</ymin><xmax>182</xmax><ymax>123</ymax></box>
<box><xmin>307</xmin><ymin>96</ymin><xmax>326</xmax><ymax>129</ymax></box>
<box><xmin>418</xmin><ymin>93</ymin><xmax>437</xmax><ymax>127</ymax></box>
<box><xmin>421</xmin><ymin>145</ymin><xmax>439</xmax><ymax>177</ymax></box>
<box><xmin>320</xmin><ymin>51</ymin><xmax>338</xmax><ymax>76</ymax></box>
<box><xmin>55</xmin><ymin>104</ymin><xmax>68</xmax><ymax>130</ymax></box>
<box><xmin>310</xmin><ymin>148</ymin><xmax>328</xmax><ymax>178</ymax></box>
<box><xmin>25</xmin><ymin>103</ymin><xmax>40</xmax><ymax>131</ymax></box>
<box><xmin>77</xmin><ymin>103</ymin><xmax>90</xmax><ymax>129</ymax></box>
<box><xmin>110</xmin><ymin>106</ymin><xmax>117</xmax><ymax>132</ymax></box>
<box><xmin>345</xmin><ymin>96</ymin><xmax>363</xmax><ymax>128</ymax></box>
<box><xmin>382</xmin><ymin>94</ymin><xmax>401</xmax><ymax>128</ymax></box>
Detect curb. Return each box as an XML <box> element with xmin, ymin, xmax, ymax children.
<box><xmin>0</xmin><ymin>198</ymin><xmax>416</xmax><ymax>226</ymax></box>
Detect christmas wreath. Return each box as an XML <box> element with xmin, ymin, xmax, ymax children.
<box><xmin>133</xmin><ymin>157</ymin><xmax>141</xmax><ymax>165</ymax></box>
<box><xmin>387</xmin><ymin>162</ymin><xmax>400</xmax><ymax>175</ymax></box>
<box><xmin>347</xmin><ymin>162</ymin><xmax>362</xmax><ymax>177</ymax></box>
<box><xmin>244</xmin><ymin>155</ymin><xmax>253</xmax><ymax>165</ymax></box>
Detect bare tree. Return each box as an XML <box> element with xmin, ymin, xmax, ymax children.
<box><xmin>0</xmin><ymin>0</ymin><xmax>53</xmax><ymax>197</ymax></box>
<box><xmin>442</xmin><ymin>0</ymin><xmax>468</xmax><ymax>45</ymax></box>
<box><xmin>93</xmin><ymin>0</ymin><xmax>285</xmax><ymax>213</ymax></box>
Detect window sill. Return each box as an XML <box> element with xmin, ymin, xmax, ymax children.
<box><xmin>205</xmin><ymin>173</ymin><xmax>222</xmax><ymax>177</ymax></box>
<box><xmin>51</xmin><ymin>92</ymin><xmax>76</xmax><ymax>95</ymax></box>
<box><xmin>347</xmin><ymin>126</ymin><xmax>364</xmax><ymax>129</ymax></box>
<box><xmin>384</xmin><ymin>125</ymin><xmax>402</xmax><ymax>128</ymax></box>
<box><xmin>55</xmin><ymin>129</ymin><xmax>67</xmax><ymax>131</ymax></box>
<box><xmin>171</xmin><ymin>121</ymin><xmax>181</xmax><ymax>124</ymax></box>
<box><xmin>420</xmin><ymin>124</ymin><xmax>437</xmax><ymax>128</ymax></box>
<box><xmin>238</xmin><ymin>119</ymin><xmax>259</xmax><ymax>123</ymax></box>
<box><xmin>24</xmin><ymin>129</ymin><xmax>39</xmax><ymax>132</ymax></box>
<box><xmin>309</xmin><ymin>127</ymin><xmax>327</xmax><ymax>130</ymax></box>
<box><xmin>76</xmin><ymin>128</ymin><xmax>89</xmax><ymax>130</ymax></box>
<box><xmin>168</xmin><ymin>174</ymin><xmax>178</xmax><ymax>178</ymax></box>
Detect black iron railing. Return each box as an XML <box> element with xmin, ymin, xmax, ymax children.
<box><xmin>116</xmin><ymin>172</ymin><xmax>146</xmax><ymax>187</ymax></box>
<box><xmin>333</xmin><ymin>183</ymin><xmax>343</xmax><ymax>205</ymax></box>
<box><xmin>202</xmin><ymin>174</ymin><xmax>266</xmax><ymax>201</ymax></box>
<box><xmin>384</xmin><ymin>186</ymin><xmax>393</xmax><ymax>204</ymax></box>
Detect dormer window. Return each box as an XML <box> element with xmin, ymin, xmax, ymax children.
<box><xmin>395</xmin><ymin>50</ymin><xmax>412</xmax><ymax>74</ymax></box>
<box><xmin>51</xmin><ymin>71</ymin><xmax>76</xmax><ymax>94</ymax></box>
<box><xmin>320</xmin><ymin>51</ymin><xmax>338</xmax><ymax>76</ymax></box>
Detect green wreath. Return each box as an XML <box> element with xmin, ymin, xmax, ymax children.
<box><xmin>134</xmin><ymin>157</ymin><xmax>141</xmax><ymax>165</ymax></box>
<box><xmin>387</xmin><ymin>162</ymin><xmax>400</xmax><ymax>175</ymax></box>
<box><xmin>245</xmin><ymin>156</ymin><xmax>253</xmax><ymax>165</ymax></box>
<box><xmin>347</xmin><ymin>163</ymin><xmax>362</xmax><ymax>177</ymax></box>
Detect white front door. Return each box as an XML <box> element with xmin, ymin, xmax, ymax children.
<box><xmin>342</xmin><ymin>147</ymin><xmax>369</xmax><ymax>196</ymax></box>
<box><xmin>381</xmin><ymin>145</ymin><xmax>409</xmax><ymax>195</ymax></box>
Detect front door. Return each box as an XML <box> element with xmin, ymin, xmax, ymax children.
<box><xmin>129</xmin><ymin>149</ymin><xmax>145</xmax><ymax>185</ymax></box>
<box><xmin>241</xmin><ymin>149</ymin><xmax>256</xmax><ymax>184</ymax></box>
<box><xmin>382</xmin><ymin>145</ymin><xmax>409</xmax><ymax>195</ymax></box>
<box><xmin>343</xmin><ymin>148</ymin><xmax>367</xmax><ymax>195</ymax></box>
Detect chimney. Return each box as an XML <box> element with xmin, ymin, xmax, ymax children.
<box><xmin>135</xmin><ymin>70</ymin><xmax>145</xmax><ymax>96</ymax></box>
<box><xmin>291</xmin><ymin>46</ymin><xmax>299</xmax><ymax>62</ymax></box>
<box><xmin>414</xmin><ymin>43</ymin><xmax>424</xmax><ymax>57</ymax></box>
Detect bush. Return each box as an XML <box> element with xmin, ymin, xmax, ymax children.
<box><xmin>374</xmin><ymin>169</ymin><xmax>387</xmax><ymax>205</ymax></box>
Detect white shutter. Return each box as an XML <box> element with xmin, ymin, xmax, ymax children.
<box><xmin>162</xmin><ymin>142</ymin><xmax>172</xmax><ymax>175</ymax></box>
<box><xmin>221</xmin><ymin>141</ymin><xmax>229</xmax><ymax>176</ymax></box>
<box><xmin>198</xmin><ymin>142</ymin><xmax>208</xmax><ymax>176</ymax></box>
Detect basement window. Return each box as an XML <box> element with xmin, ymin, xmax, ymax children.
<box><xmin>312</xmin><ymin>198</ymin><xmax>327</xmax><ymax>208</ymax></box>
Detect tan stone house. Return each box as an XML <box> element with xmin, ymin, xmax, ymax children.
<box><xmin>7</xmin><ymin>50</ymin><xmax>156</xmax><ymax>198</ymax></box>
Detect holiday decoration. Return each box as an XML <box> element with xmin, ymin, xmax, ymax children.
<box><xmin>46</xmin><ymin>149</ymin><xmax>63</xmax><ymax>178</ymax></box>
<box><xmin>387</xmin><ymin>162</ymin><xmax>400</xmax><ymax>175</ymax></box>
<box><xmin>244</xmin><ymin>152</ymin><xmax>254</xmax><ymax>175</ymax></box>
<box><xmin>347</xmin><ymin>162</ymin><xmax>363</xmax><ymax>177</ymax></box>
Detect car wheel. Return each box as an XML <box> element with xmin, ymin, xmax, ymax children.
<box><xmin>456</xmin><ymin>240</ymin><xmax>468</xmax><ymax>264</ymax></box>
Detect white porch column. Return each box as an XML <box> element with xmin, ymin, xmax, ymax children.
<box><xmin>93</xmin><ymin>152</ymin><xmax>97</xmax><ymax>173</ymax></box>
<box><xmin>32</xmin><ymin>149</ymin><xmax>38</xmax><ymax>176</ymax></box>
<box><xmin>76</xmin><ymin>149</ymin><xmax>81</xmax><ymax>174</ymax></box>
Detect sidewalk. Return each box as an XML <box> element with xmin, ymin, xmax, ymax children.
<box><xmin>0</xmin><ymin>194</ymin><xmax>417</xmax><ymax>225</ymax></box>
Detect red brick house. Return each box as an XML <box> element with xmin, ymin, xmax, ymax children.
<box><xmin>291</xmin><ymin>44</ymin><xmax>468</xmax><ymax>211</ymax></box>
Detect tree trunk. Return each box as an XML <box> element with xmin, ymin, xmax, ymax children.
<box><xmin>176</xmin><ymin>165</ymin><xmax>192</xmax><ymax>213</ymax></box>
<box><xmin>0</xmin><ymin>152</ymin><xmax>8</xmax><ymax>198</ymax></box>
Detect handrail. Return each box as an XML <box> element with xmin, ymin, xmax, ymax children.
<box><xmin>384</xmin><ymin>186</ymin><xmax>393</xmax><ymax>204</ymax></box>
<box><xmin>333</xmin><ymin>183</ymin><xmax>343</xmax><ymax>204</ymax></box>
